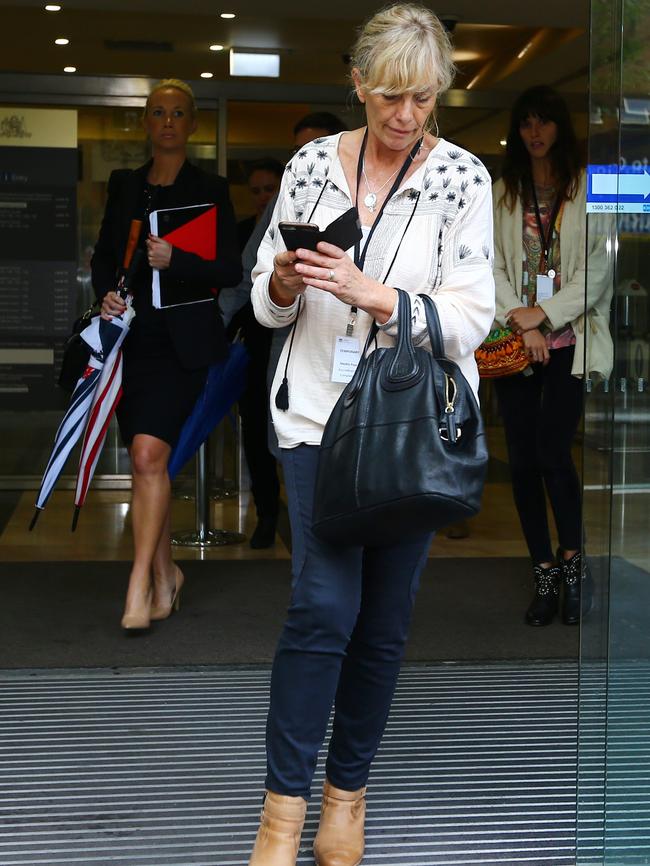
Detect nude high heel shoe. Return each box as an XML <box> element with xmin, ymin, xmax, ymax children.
<box><xmin>313</xmin><ymin>780</ymin><xmax>366</xmax><ymax>866</ymax></box>
<box><xmin>121</xmin><ymin>589</ymin><xmax>153</xmax><ymax>633</ymax></box>
<box><xmin>150</xmin><ymin>567</ymin><xmax>184</xmax><ymax>621</ymax></box>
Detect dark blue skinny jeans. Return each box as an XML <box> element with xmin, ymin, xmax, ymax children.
<box><xmin>266</xmin><ymin>444</ymin><xmax>432</xmax><ymax>799</ymax></box>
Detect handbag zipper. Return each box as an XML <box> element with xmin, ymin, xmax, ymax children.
<box><xmin>440</xmin><ymin>373</ymin><xmax>462</xmax><ymax>442</ymax></box>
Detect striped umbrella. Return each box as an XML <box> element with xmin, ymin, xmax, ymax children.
<box><xmin>28</xmin><ymin>241</ymin><xmax>143</xmax><ymax>531</ymax></box>
<box><xmin>28</xmin><ymin>302</ymin><xmax>135</xmax><ymax>531</ymax></box>
<box><xmin>71</xmin><ymin>311</ymin><xmax>133</xmax><ymax>531</ymax></box>
<box><xmin>28</xmin><ymin>364</ymin><xmax>102</xmax><ymax>529</ymax></box>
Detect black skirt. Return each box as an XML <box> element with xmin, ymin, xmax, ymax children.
<box><xmin>116</xmin><ymin>310</ymin><xmax>207</xmax><ymax>448</ymax></box>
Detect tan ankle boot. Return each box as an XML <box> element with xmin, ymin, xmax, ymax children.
<box><xmin>248</xmin><ymin>790</ymin><xmax>307</xmax><ymax>866</ymax></box>
<box><xmin>313</xmin><ymin>780</ymin><xmax>366</xmax><ymax>866</ymax></box>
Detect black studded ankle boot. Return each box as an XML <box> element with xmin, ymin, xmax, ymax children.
<box><xmin>525</xmin><ymin>563</ymin><xmax>561</xmax><ymax>626</ymax></box>
<box><xmin>558</xmin><ymin>549</ymin><xmax>585</xmax><ymax>625</ymax></box>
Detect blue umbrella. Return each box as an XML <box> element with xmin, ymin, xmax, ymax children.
<box><xmin>167</xmin><ymin>341</ymin><xmax>249</xmax><ymax>480</ymax></box>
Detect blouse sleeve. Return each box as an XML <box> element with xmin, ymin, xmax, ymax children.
<box><xmin>492</xmin><ymin>183</ymin><xmax>523</xmax><ymax>327</ymax></box>
<box><xmin>167</xmin><ymin>175</ymin><xmax>242</xmax><ymax>292</ymax></box>
<box><xmin>251</xmin><ymin>165</ymin><xmax>302</xmax><ymax>328</ymax></box>
<box><xmin>380</xmin><ymin>176</ymin><xmax>496</xmax><ymax>361</ymax></box>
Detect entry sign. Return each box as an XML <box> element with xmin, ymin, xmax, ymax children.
<box><xmin>587</xmin><ymin>164</ymin><xmax>650</xmax><ymax>213</ymax></box>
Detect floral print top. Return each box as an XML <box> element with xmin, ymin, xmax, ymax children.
<box><xmin>522</xmin><ymin>183</ymin><xmax>575</xmax><ymax>349</ymax></box>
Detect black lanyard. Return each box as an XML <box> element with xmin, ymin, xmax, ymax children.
<box><xmin>354</xmin><ymin>130</ymin><xmax>422</xmax><ymax>270</ymax></box>
<box><xmin>274</xmin><ymin>134</ymin><xmax>421</xmax><ymax>411</ymax></box>
<box><xmin>530</xmin><ymin>180</ymin><xmax>562</xmax><ymax>273</ymax></box>
<box><xmin>344</xmin><ymin>129</ymin><xmax>422</xmax><ymax>334</ymax></box>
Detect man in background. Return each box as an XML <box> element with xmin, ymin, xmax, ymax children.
<box><xmin>237</xmin><ymin>158</ymin><xmax>284</xmax><ymax>250</ymax></box>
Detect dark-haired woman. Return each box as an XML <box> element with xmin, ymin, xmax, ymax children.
<box><xmin>492</xmin><ymin>85</ymin><xmax>612</xmax><ymax>627</ymax></box>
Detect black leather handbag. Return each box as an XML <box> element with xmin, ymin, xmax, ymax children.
<box><xmin>312</xmin><ymin>290</ymin><xmax>488</xmax><ymax>547</ymax></box>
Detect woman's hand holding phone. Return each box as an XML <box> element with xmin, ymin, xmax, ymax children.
<box><xmin>270</xmin><ymin>250</ymin><xmax>306</xmax><ymax>306</ymax></box>
<box><xmin>292</xmin><ymin>241</ymin><xmax>395</xmax><ymax>324</ymax></box>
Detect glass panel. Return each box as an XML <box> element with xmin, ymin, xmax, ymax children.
<box><xmin>579</xmin><ymin>0</ymin><xmax>650</xmax><ymax>862</ymax></box>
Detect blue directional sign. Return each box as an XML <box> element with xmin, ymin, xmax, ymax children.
<box><xmin>587</xmin><ymin>164</ymin><xmax>650</xmax><ymax>213</ymax></box>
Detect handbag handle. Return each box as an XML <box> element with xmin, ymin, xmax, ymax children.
<box><xmin>418</xmin><ymin>293</ymin><xmax>445</xmax><ymax>358</ymax></box>
<box><xmin>345</xmin><ymin>289</ymin><xmax>419</xmax><ymax>402</ymax></box>
<box><xmin>345</xmin><ymin>290</ymin><xmax>447</xmax><ymax>403</ymax></box>
<box><xmin>385</xmin><ymin>289</ymin><xmax>420</xmax><ymax>384</ymax></box>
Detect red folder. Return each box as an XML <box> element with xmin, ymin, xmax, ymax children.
<box><xmin>150</xmin><ymin>203</ymin><xmax>218</xmax><ymax>308</ymax></box>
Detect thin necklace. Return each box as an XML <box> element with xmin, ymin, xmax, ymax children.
<box><xmin>362</xmin><ymin>162</ymin><xmax>401</xmax><ymax>213</ymax></box>
<box><xmin>361</xmin><ymin>140</ymin><xmax>425</xmax><ymax>213</ymax></box>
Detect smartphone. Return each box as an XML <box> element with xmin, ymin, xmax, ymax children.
<box><xmin>278</xmin><ymin>207</ymin><xmax>362</xmax><ymax>253</ymax></box>
<box><xmin>278</xmin><ymin>221</ymin><xmax>320</xmax><ymax>252</ymax></box>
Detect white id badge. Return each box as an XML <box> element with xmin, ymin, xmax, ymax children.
<box><xmin>536</xmin><ymin>274</ymin><xmax>554</xmax><ymax>301</ymax></box>
<box><xmin>331</xmin><ymin>335</ymin><xmax>361</xmax><ymax>384</ymax></box>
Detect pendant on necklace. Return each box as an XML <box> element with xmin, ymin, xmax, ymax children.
<box><xmin>363</xmin><ymin>192</ymin><xmax>377</xmax><ymax>212</ymax></box>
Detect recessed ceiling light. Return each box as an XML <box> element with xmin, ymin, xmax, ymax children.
<box><xmin>45</xmin><ymin>4</ymin><xmax>62</xmax><ymax>10</ymax></box>
<box><xmin>200</xmin><ymin>71</ymin><xmax>214</xmax><ymax>78</ymax></box>
<box><xmin>55</xmin><ymin>37</ymin><xmax>69</xmax><ymax>45</ymax></box>
<box><xmin>499</xmin><ymin>139</ymin><xmax>507</xmax><ymax>147</ymax></box>
<box><xmin>230</xmin><ymin>49</ymin><xmax>280</xmax><ymax>78</ymax></box>
<box><xmin>452</xmin><ymin>50</ymin><xmax>480</xmax><ymax>63</ymax></box>
<box><xmin>210</xmin><ymin>44</ymin><xmax>224</xmax><ymax>51</ymax></box>
<box><xmin>220</xmin><ymin>12</ymin><xmax>236</xmax><ymax>18</ymax></box>
<box><xmin>63</xmin><ymin>66</ymin><xmax>77</xmax><ymax>73</ymax></box>
<box><xmin>517</xmin><ymin>41</ymin><xmax>532</xmax><ymax>60</ymax></box>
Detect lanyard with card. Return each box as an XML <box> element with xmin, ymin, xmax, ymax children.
<box><xmin>344</xmin><ymin>130</ymin><xmax>422</xmax><ymax>337</ymax></box>
<box><xmin>275</xmin><ymin>130</ymin><xmax>423</xmax><ymax>404</ymax></box>
<box><xmin>331</xmin><ymin>335</ymin><xmax>362</xmax><ymax>384</ymax></box>
<box><xmin>328</xmin><ymin>129</ymin><xmax>422</xmax><ymax>385</ymax></box>
<box><xmin>530</xmin><ymin>181</ymin><xmax>562</xmax><ymax>302</ymax></box>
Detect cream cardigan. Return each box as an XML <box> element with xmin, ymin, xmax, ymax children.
<box><xmin>252</xmin><ymin>133</ymin><xmax>496</xmax><ymax>449</ymax></box>
<box><xmin>492</xmin><ymin>173</ymin><xmax>613</xmax><ymax>379</ymax></box>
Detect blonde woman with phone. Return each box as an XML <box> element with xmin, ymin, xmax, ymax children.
<box><xmin>248</xmin><ymin>5</ymin><xmax>495</xmax><ymax>864</ymax></box>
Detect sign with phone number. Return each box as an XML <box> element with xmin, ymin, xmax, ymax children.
<box><xmin>587</xmin><ymin>165</ymin><xmax>650</xmax><ymax>213</ymax></box>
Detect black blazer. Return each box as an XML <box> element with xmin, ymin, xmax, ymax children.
<box><xmin>91</xmin><ymin>160</ymin><xmax>242</xmax><ymax>370</ymax></box>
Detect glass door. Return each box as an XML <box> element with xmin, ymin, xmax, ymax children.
<box><xmin>578</xmin><ymin>0</ymin><xmax>650</xmax><ymax>862</ymax></box>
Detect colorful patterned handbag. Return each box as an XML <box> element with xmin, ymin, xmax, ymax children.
<box><xmin>475</xmin><ymin>326</ymin><xmax>529</xmax><ymax>379</ymax></box>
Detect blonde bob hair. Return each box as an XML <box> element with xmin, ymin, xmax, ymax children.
<box><xmin>144</xmin><ymin>78</ymin><xmax>197</xmax><ymax>116</ymax></box>
<box><xmin>351</xmin><ymin>3</ymin><xmax>455</xmax><ymax>98</ymax></box>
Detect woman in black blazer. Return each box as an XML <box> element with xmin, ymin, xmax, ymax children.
<box><xmin>91</xmin><ymin>79</ymin><xmax>241</xmax><ymax>632</ymax></box>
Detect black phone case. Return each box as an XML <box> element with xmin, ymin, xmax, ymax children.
<box><xmin>322</xmin><ymin>207</ymin><xmax>363</xmax><ymax>251</ymax></box>
<box><xmin>279</xmin><ymin>207</ymin><xmax>362</xmax><ymax>252</ymax></box>
<box><xmin>279</xmin><ymin>224</ymin><xmax>320</xmax><ymax>252</ymax></box>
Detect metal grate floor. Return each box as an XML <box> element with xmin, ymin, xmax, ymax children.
<box><xmin>0</xmin><ymin>663</ymin><xmax>582</xmax><ymax>865</ymax></box>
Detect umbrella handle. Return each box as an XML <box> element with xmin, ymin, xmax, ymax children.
<box><xmin>116</xmin><ymin>248</ymin><xmax>145</xmax><ymax>299</ymax></box>
<box><xmin>123</xmin><ymin>219</ymin><xmax>142</xmax><ymax>269</ymax></box>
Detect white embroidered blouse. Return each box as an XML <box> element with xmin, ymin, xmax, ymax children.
<box><xmin>251</xmin><ymin>132</ymin><xmax>496</xmax><ymax>449</ymax></box>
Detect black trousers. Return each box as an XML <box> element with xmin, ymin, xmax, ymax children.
<box><xmin>494</xmin><ymin>346</ymin><xmax>584</xmax><ymax>564</ymax></box>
